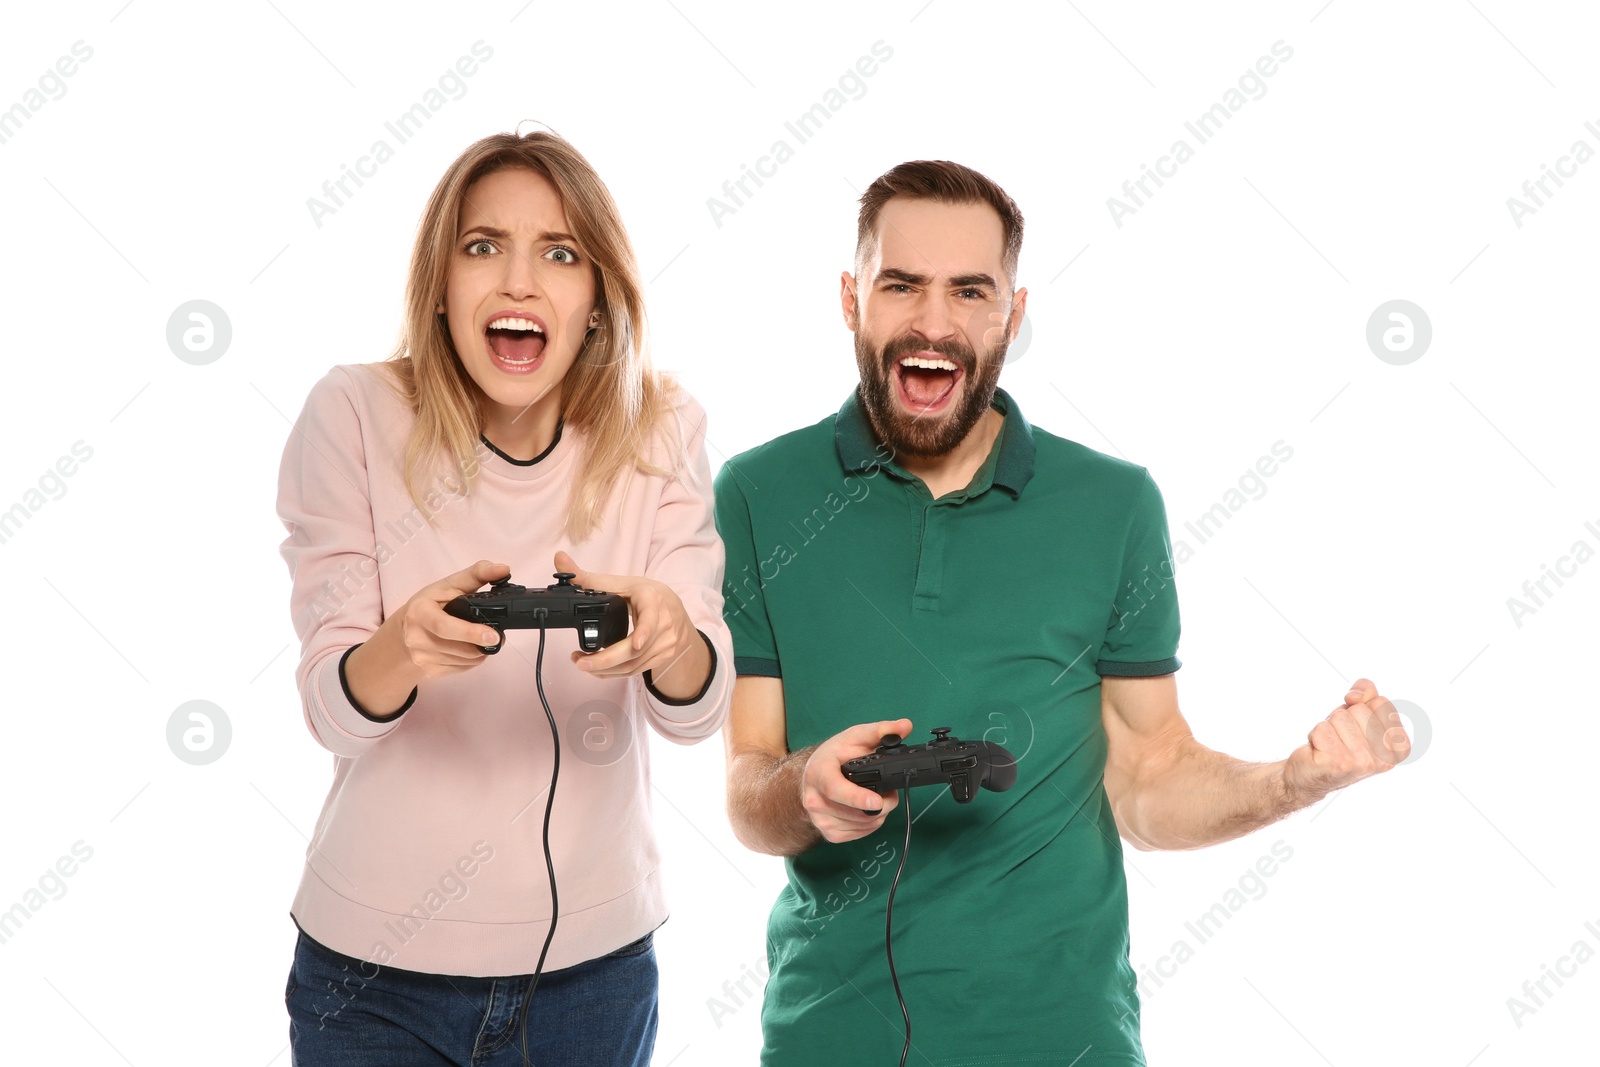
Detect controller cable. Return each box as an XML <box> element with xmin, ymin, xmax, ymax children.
<box><xmin>885</xmin><ymin>786</ymin><xmax>913</xmax><ymax>1067</ymax></box>
<box><xmin>513</xmin><ymin>618</ymin><xmax>560</xmax><ymax>1067</ymax></box>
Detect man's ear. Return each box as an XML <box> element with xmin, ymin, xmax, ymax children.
<box><xmin>1007</xmin><ymin>286</ymin><xmax>1029</xmax><ymax>343</ymax></box>
<box><xmin>840</xmin><ymin>270</ymin><xmax>861</xmax><ymax>332</ymax></box>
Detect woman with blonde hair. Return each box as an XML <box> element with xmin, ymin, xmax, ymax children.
<box><xmin>276</xmin><ymin>128</ymin><xmax>732</xmax><ymax>1066</ymax></box>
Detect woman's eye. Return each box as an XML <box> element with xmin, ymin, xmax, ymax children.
<box><xmin>466</xmin><ymin>240</ymin><xmax>494</xmax><ymax>255</ymax></box>
<box><xmin>546</xmin><ymin>246</ymin><xmax>579</xmax><ymax>264</ymax></box>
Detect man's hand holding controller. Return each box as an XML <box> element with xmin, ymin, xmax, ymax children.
<box><xmin>801</xmin><ymin>718</ymin><xmax>914</xmax><ymax>844</ymax></box>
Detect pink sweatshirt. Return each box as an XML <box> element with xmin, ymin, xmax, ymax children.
<box><xmin>276</xmin><ymin>362</ymin><xmax>732</xmax><ymax>977</ymax></box>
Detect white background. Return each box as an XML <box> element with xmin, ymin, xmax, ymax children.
<box><xmin>1</xmin><ymin>1</ymin><xmax>1596</xmax><ymax>1064</ymax></box>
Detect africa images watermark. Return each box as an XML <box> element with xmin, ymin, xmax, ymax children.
<box><xmin>1107</xmin><ymin>40</ymin><xmax>1294</xmax><ymax>228</ymax></box>
<box><xmin>1133</xmin><ymin>839</ymin><xmax>1295</xmax><ymax>1002</ymax></box>
<box><xmin>705</xmin><ymin>955</ymin><xmax>773</xmax><ymax>1031</ymax></box>
<box><xmin>305</xmin><ymin>41</ymin><xmax>495</xmax><ymax>229</ymax></box>
<box><xmin>1170</xmin><ymin>440</ymin><xmax>1294</xmax><ymax>565</ymax></box>
<box><xmin>1504</xmin><ymin>917</ymin><xmax>1600</xmax><ymax>1030</ymax></box>
<box><xmin>0</xmin><ymin>440</ymin><xmax>94</xmax><ymax>547</ymax></box>
<box><xmin>722</xmin><ymin>437</ymin><xmax>897</xmax><ymax>621</ymax></box>
<box><xmin>1504</xmin><ymin>518</ymin><xmax>1600</xmax><ymax>629</ymax></box>
<box><xmin>305</xmin><ymin>841</ymin><xmax>497</xmax><ymax>1030</ymax></box>
<box><xmin>303</xmin><ymin>437</ymin><xmax>496</xmax><ymax>628</ymax></box>
<box><xmin>0</xmin><ymin>840</ymin><xmax>94</xmax><ymax>947</ymax></box>
<box><xmin>706</xmin><ymin>838</ymin><xmax>899</xmax><ymax>1029</ymax></box>
<box><xmin>1504</xmin><ymin>117</ymin><xmax>1600</xmax><ymax>229</ymax></box>
<box><xmin>705</xmin><ymin>40</ymin><xmax>894</xmax><ymax>228</ymax></box>
<box><xmin>0</xmin><ymin>40</ymin><xmax>94</xmax><ymax>147</ymax></box>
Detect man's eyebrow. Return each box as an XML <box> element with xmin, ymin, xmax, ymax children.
<box><xmin>876</xmin><ymin>267</ymin><xmax>929</xmax><ymax>285</ymax></box>
<box><xmin>457</xmin><ymin>225</ymin><xmax>579</xmax><ymax>243</ymax></box>
<box><xmin>876</xmin><ymin>266</ymin><xmax>998</xmax><ymax>290</ymax></box>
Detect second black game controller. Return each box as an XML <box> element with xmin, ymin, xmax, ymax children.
<box><xmin>842</xmin><ymin>727</ymin><xmax>1017</xmax><ymax>803</ymax></box>
<box><xmin>444</xmin><ymin>572</ymin><xmax>629</xmax><ymax>655</ymax></box>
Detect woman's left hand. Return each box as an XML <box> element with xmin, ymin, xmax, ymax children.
<box><xmin>554</xmin><ymin>551</ymin><xmax>708</xmax><ymax>693</ymax></box>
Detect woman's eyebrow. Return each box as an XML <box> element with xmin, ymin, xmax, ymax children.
<box><xmin>457</xmin><ymin>224</ymin><xmax>579</xmax><ymax>243</ymax></box>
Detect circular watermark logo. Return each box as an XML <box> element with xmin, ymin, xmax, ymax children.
<box><xmin>563</xmin><ymin>698</ymin><xmax>633</xmax><ymax>766</ymax></box>
<box><xmin>1365</xmin><ymin>300</ymin><xmax>1431</xmax><ymax>365</ymax></box>
<box><xmin>167</xmin><ymin>300</ymin><xmax>232</xmax><ymax>365</ymax></box>
<box><xmin>977</xmin><ymin>699</ymin><xmax>1036</xmax><ymax>768</ymax></box>
<box><xmin>965</xmin><ymin>307</ymin><xmax>1031</xmax><ymax>366</ymax></box>
<box><xmin>1002</xmin><ymin>311</ymin><xmax>1032</xmax><ymax>366</ymax></box>
<box><xmin>1389</xmin><ymin>698</ymin><xmax>1431</xmax><ymax>765</ymax></box>
<box><xmin>167</xmin><ymin>700</ymin><xmax>231</xmax><ymax>765</ymax></box>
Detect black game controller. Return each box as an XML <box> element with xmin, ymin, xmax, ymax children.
<box><xmin>842</xmin><ymin>727</ymin><xmax>1017</xmax><ymax>803</ymax></box>
<box><xmin>444</xmin><ymin>572</ymin><xmax>629</xmax><ymax>655</ymax></box>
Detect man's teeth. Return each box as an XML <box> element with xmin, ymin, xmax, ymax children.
<box><xmin>487</xmin><ymin>317</ymin><xmax>544</xmax><ymax>333</ymax></box>
<box><xmin>899</xmin><ymin>356</ymin><xmax>958</xmax><ymax>371</ymax></box>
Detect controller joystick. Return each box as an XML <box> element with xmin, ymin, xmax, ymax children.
<box><xmin>843</xmin><ymin>727</ymin><xmax>1017</xmax><ymax>803</ymax></box>
<box><xmin>444</xmin><ymin>571</ymin><xmax>630</xmax><ymax>655</ymax></box>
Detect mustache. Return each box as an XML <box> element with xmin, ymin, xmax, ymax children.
<box><xmin>878</xmin><ymin>334</ymin><xmax>975</xmax><ymax>374</ymax></box>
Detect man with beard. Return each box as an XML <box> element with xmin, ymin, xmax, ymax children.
<box><xmin>714</xmin><ymin>160</ymin><xmax>1410</xmax><ymax>1065</ymax></box>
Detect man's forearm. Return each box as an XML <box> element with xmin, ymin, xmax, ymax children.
<box><xmin>727</xmin><ymin>747</ymin><xmax>823</xmax><ymax>857</ymax></box>
<box><xmin>1118</xmin><ymin>739</ymin><xmax>1314</xmax><ymax>852</ymax></box>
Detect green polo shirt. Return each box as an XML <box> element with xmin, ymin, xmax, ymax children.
<box><xmin>713</xmin><ymin>387</ymin><xmax>1181</xmax><ymax>1067</ymax></box>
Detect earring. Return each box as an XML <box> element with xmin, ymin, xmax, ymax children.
<box><xmin>588</xmin><ymin>311</ymin><xmax>602</xmax><ymax>328</ymax></box>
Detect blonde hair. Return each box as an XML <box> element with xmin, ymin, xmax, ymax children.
<box><xmin>383</xmin><ymin>129</ymin><xmax>680</xmax><ymax>541</ymax></box>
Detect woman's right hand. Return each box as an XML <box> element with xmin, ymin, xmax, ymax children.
<box><xmin>345</xmin><ymin>560</ymin><xmax>513</xmax><ymax>718</ymax></box>
<box><xmin>391</xmin><ymin>560</ymin><xmax>512</xmax><ymax>677</ymax></box>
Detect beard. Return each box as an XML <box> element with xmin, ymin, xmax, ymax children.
<box><xmin>854</xmin><ymin>327</ymin><xmax>1008</xmax><ymax>460</ymax></box>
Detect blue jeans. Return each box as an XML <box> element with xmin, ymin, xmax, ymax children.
<box><xmin>285</xmin><ymin>925</ymin><xmax>659</xmax><ymax>1066</ymax></box>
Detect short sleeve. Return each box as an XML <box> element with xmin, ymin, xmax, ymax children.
<box><xmin>712</xmin><ymin>460</ymin><xmax>781</xmax><ymax>677</ymax></box>
<box><xmin>1096</xmin><ymin>468</ymin><xmax>1182</xmax><ymax>677</ymax></box>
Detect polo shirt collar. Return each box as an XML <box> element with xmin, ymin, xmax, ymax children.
<box><xmin>834</xmin><ymin>385</ymin><xmax>1037</xmax><ymax>497</ymax></box>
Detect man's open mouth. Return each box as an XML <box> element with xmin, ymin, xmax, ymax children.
<box><xmin>895</xmin><ymin>355</ymin><xmax>963</xmax><ymax>411</ymax></box>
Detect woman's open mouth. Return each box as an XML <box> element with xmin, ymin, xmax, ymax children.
<box><xmin>485</xmin><ymin>316</ymin><xmax>547</xmax><ymax>374</ymax></box>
